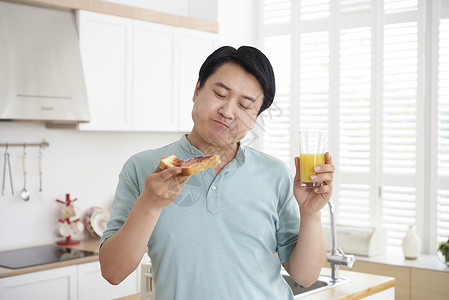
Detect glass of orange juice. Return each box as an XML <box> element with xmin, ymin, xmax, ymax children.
<box><xmin>299</xmin><ymin>131</ymin><xmax>328</xmax><ymax>187</ymax></box>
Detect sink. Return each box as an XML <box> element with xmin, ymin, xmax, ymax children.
<box><xmin>281</xmin><ymin>271</ymin><xmax>350</xmax><ymax>299</ymax></box>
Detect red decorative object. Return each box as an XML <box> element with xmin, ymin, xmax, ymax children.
<box><xmin>56</xmin><ymin>193</ymin><xmax>81</xmax><ymax>246</ymax></box>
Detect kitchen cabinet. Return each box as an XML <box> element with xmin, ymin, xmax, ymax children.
<box><xmin>177</xmin><ymin>28</ymin><xmax>218</xmax><ymax>131</ymax></box>
<box><xmin>0</xmin><ymin>265</ymin><xmax>77</xmax><ymax>300</ymax></box>
<box><xmin>0</xmin><ymin>261</ymin><xmax>139</xmax><ymax>300</ymax></box>
<box><xmin>350</xmin><ymin>261</ymin><xmax>410</xmax><ymax>300</ymax></box>
<box><xmin>132</xmin><ymin>20</ymin><xmax>177</xmax><ymax>131</ymax></box>
<box><xmin>77</xmin><ymin>10</ymin><xmax>217</xmax><ymax>132</ymax></box>
<box><xmin>78</xmin><ymin>11</ymin><xmax>133</xmax><ymax>131</ymax></box>
<box><xmin>340</xmin><ymin>260</ymin><xmax>449</xmax><ymax>300</ymax></box>
<box><xmin>78</xmin><ymin>261</ymin><xmax>139</xmax><ymax>300</ymax></box>
<box><xmin>410</xmin><ymin>268</ymin><xmax>449</xmax><ymax>300</ymax></box>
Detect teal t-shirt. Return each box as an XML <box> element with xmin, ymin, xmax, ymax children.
<box><xmin>101</xmin><ymin>135</ymin><xmax>300</xmax><ymax>299</ymax></box>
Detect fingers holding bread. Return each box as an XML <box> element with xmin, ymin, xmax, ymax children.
<box><xmin>154</xmin><ymin>165</ymin><xmax>183</xmax><ymax>181</ymax></box>
<box><xmin>147</xmin><ymin>154</ymin><xmax>220</xmax><ymax>199</ymax></box>
<box><xmin>140</xmin><ymin>154</ymin><xmax>221</xmax><ymax>208</ymax></box>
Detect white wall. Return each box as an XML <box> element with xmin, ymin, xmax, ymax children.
<box><xmin>217</xmin><ymin>0</ymin><xmax>258</xmax><ymax>48</ymax></box>
<box><xmin>0</xmin><ymin>122</ymin><xmax>180</xmax><ymax>250</ymax></box>
<box><xmin>0</xmin><ymin>0</ymin><xmax>258</xmax><ymax>251</ymax></box>
<box><xmin>189</xmin><ymin>0</ymin><xmax>217</xmax><ymax>22</ymax></box>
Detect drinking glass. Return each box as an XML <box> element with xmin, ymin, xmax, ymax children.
<box><xmin>299</xmin><ymin>131</ymin><xmax>328</xmax><ymax>187</ymax></box>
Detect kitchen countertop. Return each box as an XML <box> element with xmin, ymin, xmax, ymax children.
<box><xmin>114</xmin><ymin>268</ymin><xmax>395</xmax><ymax>300</ymax></box>
<box><xmin>1</xmin><ymin>241</ymin><xmax>395</xmax><ymax>299</ymax></box>
<box><xmin>354</xmin><ymin>247</ymin><xmax>449</xmax><ymax>272</ymax></box>
<box><xmin>0</xmin><ymin>239</ymin><xmax>100</xmax><ymax>278</ymax></box>
<box><xmin>301</xmin><ymin>268</ymin><xmax>394</xmax><ymax>300</ymax></box>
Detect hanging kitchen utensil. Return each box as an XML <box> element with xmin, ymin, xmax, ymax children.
<box><xmin>20</xmin><ymin>145</ymin><xmax>30</xmax><ymax>201</ymax></box>
<box><xmin>38</xmin><ymin>146</ymin><xmax>43</xmax><ymax>200</ymax></box>
<box><xmin>2</xmin><ymin>144</ymin><xmax>14</xmax><ymax>196</ymax></box>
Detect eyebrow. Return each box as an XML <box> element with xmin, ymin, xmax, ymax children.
<box><xmin>214</xmin><ymin>82</ymin><xmax>257</xmax><ymax>102</ymax></box>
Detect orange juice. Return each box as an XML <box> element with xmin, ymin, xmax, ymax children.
<box><xmin>300</xmin><ymin>153</ymin><xmax>325</xmax><ymax>186</ymax></box>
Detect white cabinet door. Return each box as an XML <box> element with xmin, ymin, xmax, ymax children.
<box><xmin>77</xmin><ymin>10</ymin><xmax>217</xmax><ymax>132</ymax></box>
<box><xmin>0</xmin><ymin>265</ymin><xmax>77</xmax><ymax>300</ymax></box>
<box><xmin>78</xmin><ymin>11</ymin><xmax>133</xmax><ymax>131</ymax></box>
<box><xmin>77</xmin><ymin>261</ymin><xmax>139</xmax><ymax>300</ymax></box>
<box><xmin>133</xmin><ymin>21</ymin><xmax>177</xmax><ymax>131</ymax></box>
<box><xmin>177</xmin><ymin>28</ymin><xmax>218</xmax><ymax>132</ymax></box>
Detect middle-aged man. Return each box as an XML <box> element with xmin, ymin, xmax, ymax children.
<box><xmin>99</xmin><ymin>45</ymin><xmax>335</xmax><ymax>299</ymax></box>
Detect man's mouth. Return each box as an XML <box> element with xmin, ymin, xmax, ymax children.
<box><xmin>213</xmin><ymin>120</ymin><xmax>230</xmax><ymax>128</ymax></box>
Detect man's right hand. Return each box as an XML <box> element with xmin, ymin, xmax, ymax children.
<box><xmin>99</xmin><ymin>158</ymin><xmax>192</xmax><ymax>285</ymax></box>
<box><xmin>140</xmin><ymin>165</ymin><xmax>191</xmax><ymax>210</ymax></box>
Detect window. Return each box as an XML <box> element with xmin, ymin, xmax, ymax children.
<box><xmin>259</xmin><ymin>0</ymin><xmax>449</xmax><ymax>252</ymax></box>
<box><xmin>436</xmin><ymin>6</ymin><xmax>449</xmax><ymax>244</ymax></box>
<box><xmin>381</xmin><ymin>21</ymin><xmax>418</xmax><ymax>247</ymax></box>
<box><xmin>261</xmin><ymin>35</ymin><xmax>291</xmax><ymax>163</ymax></box>
<box><xmin>338</xmin><ymin>26</ymin><xmax>372</xmax><ymax>228</ymax></box>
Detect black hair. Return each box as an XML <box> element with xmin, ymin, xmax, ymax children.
<box><xmin>198</xmin><ymin>46</ymin><xmax>276</xmax><ymax>115</ymax></box>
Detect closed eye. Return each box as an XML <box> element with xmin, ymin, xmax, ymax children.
<box><xmin>214</xmin><ymin>91</ymin><xmax>226</xmax><ymax>99</ymax></box>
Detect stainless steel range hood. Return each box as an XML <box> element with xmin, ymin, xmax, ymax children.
<box><xmin>0</xmin><ymin>1</ymin><xmax>90</xmax><ymax>123</ymax></box>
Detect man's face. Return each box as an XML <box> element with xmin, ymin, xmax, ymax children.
<box><xmin>191</xmin><ymin>62</ymin><xmax>264</xmax><ymax>149</ymax></box>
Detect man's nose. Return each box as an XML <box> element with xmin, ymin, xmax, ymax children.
<box><xmin>218</xmin><ymin>100</ymin><xmax>236</xmax><ymax>119</ymax></box>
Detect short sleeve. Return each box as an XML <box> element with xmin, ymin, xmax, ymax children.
<box><xmin>100</xmin><ymin>159</ymin><xmax>141</xmax><ymax>247</ymax></box>
<box><xmin>275</xmin><ymin>174</ymin><xmax>300</xmax><ymax>263</ymax></box>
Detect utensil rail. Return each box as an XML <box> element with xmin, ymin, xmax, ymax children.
<box><xmin>0</xmin><ymin>139</ymin><xmax>50</xmax><ymax>149</ymax></box>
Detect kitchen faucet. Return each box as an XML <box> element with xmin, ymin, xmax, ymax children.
<box><xmin>326</xmin><ymin>199</ymin><xmax>356</xmax><ymax>283</ymax></box>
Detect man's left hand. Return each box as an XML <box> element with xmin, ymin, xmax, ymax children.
<box><xmin>293</xmin><ymin>152</ymin><xmax>335</xmax><ymax>216</ymax></box>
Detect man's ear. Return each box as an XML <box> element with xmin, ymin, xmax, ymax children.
<box><xmin>193</xmin><ymin>80</ymin><xmax>200</xmax><ymax>102</ymax></box>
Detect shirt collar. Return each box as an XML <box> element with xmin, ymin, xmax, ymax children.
<box><xmin>178</xmin><ymin>134</ymin><xmax>203</xmax><ymax>156</ymax></box>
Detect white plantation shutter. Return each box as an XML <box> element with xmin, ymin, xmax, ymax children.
<box><xmin>339</xmin><ymin>27</ymin><xmax>371</xmax><ymax>173</ymax></box>
<box><xmin>381</xmin><ymin>21</ymin><xmax>418</xmax><ymax>246</ymax></box>
<box><xmin>338</xmin><ymin>26</ymin><xmax>372</xmax><ymax>227</ymax></box>
<box><xmin>261</xmin><ymin>35</ymin><xmax>291</xmax><ymax>165</ymax></box>
<box><xmin>338</xmin><ymin>183</ymin><xmax>370</xmax><ymax>227</ymax></box>
<box><xmin>261</xmin><ymin>0</ymin><xmax>449</xmax><ymax>252</ymax></box>
<box><xmin>340</xmin><ymin>0</ymin><xmax>370</xmax><ymax>15</ymax></box>
<box><xmin>437</xmin><ymin>17</ymin><xmax>449</xmax><ymax>242</ymax></box>
<box><xmin>438</xmin><ymin>191</ymin><xmax>449</xmax><ymax>242</ymax></box>
<box><xmin>298</xmin><ymin>31</ymin><xmax>329</xmax><ymax>131</ymax></box>
<box><xmin>384</xmin><ymin>0</ymin><xmax>417</xmax><ymax>14</ymax></box>
<box><xmin>382</xmin><ymin>23</ymin><xmax>418</xmax><ymax>175</ymax></box>
<box><xmin>382</xmin><ymin>186</ymin><xmax>417</xmax><ymax>246</ymax></box>
<box><xmin>263</xmin><ymin>0</ymin><xmax>291</xmax><ymax>25</ymax></box>
<box><xmin>300</xmin><ymin>0</ymin><xmax>329</xmax><ymax>21</ymax></box>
